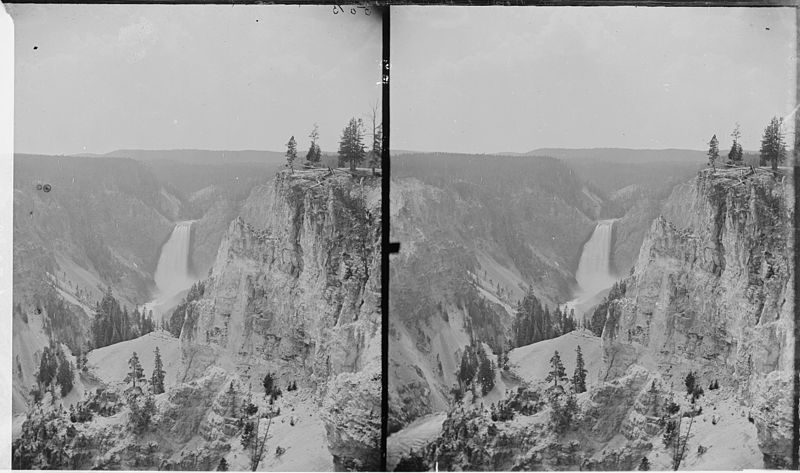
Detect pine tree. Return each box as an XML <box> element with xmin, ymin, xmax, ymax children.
<box><xmin>638</xmin><ymin>456</ymin><xmax>650</xmax><ymax>471</ymax></box>
<box><xmin>262</xmin><ymin>372</ymin><xmax>274</xmax><ymax>398</ymax></box>
<box><xmin>128</xmin><ymin>392</ymin><xmax>157</xmax><ymax>433</ymax></box>
<box><xmin>241</xmin><ymin>420</ymin><xmax>255</xmax><ymax>449</ymax></box>
<box><xmin>285</xmin><ymin>136</ymin><xmax>297</xmax><ymax>173</ymax></box>
<box><xmin>37</xmin><ymin>346</ymin><xmax>57</xmax><ymax>387</ymax></box>
<box><xmin>728</xmin><ymin>123</ymin><xmax>743</xmax><ymax>164</ymax></box>
<box><xmin>458</xmin><ymin>346</ymin><xmax>478</xmax><ymax>386</ymax></box>
<box><xmin>663</xmin><ymin>419</ymin><xmax>678</xmax><ymax>447</ymax></box>
<box><xmin>151</xmin><ymin>347</ymin><xmax>166</xmax><ymax>395</ymax></box>
<box><xmin>217</xmin><ymin>457</ymin><xmax>229</xmax><ymax>471</ymax></box>
<box><xmin>338</xmin><ymin>117</ymin><xmax>366</xmax><ymax>172</ymax></box>
<box><xmin>572</xmin><ymin>345</ymin><xmax>587</xmax><ymax>394</ymax></box>
<box><xmin>225</xmin><ymin>381</ymin><xmax>237</xmax><ymax>415</ymax></box>
<box><xmin>477</xmin><ymin>347</ymin><xmax>495</xmax><ymax>396</ymax></box>
<box><xmin>56</xmin><ymin>358</ymin><xmax>74</xmax><ymax>398</ymax></box>
<box><xmin>684</xmin><ymin>371</ymin><xmax>696</xmax><ymax>396</ymax></box>
<box><xmin>125</xmin><ymin>352</ymin><xmax>145</xmax><ymax>390</ymax></box>
<box><xmin>306</xmin><ymin>123</ymin><xmax>321</xmax><ymax>164</ymax></box>
<box><xmin>545</xmin><ymin>350</ymin><xmax>567</xmax><ymax>390</ymax></box>
<box><xmin>760</xmin><ymin>116</ymin><xmax>786</xmax><ymax>171</ymax></box>
<box><xmin>707</xmin><ymin>134</ymin><xmax>719</xmax><ymax>172</ymax></box>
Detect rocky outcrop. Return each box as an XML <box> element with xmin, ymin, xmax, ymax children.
<box><xmin>179</xmin><ymin>169</ymin><xmax>381</xmax><ymax>468</ymax></box>
<box><xmin>600</xmin><ymin>169</ymin><xmax>794</xmax><ymax>467</ymax></box>
<box><xmin>418</xmin><ymin>367</ymin><xmax>659</xmax><ymax>471</ymax></box>
<box><xmin>321</xmin><ymin>368</ymin><xmax>382</xmax><ymax>471</ymax></box>
<box><xmin>160</xmin><ymin>367</ymin><xmax>229</xmax><ymax>443</ymax></box>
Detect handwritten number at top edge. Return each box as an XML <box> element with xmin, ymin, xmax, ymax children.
<box><xmin>332</xmin><ymin>5</ymin><xmax>370</xmax><ymax>15</ymax></box>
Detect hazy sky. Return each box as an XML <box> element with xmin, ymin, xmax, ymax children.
<box><xmin>10</xmin><ymin>4</ymin><xmax>381</xmax><ymax>155</ymax></box>
<box><xmin>392</xmin><ymin>7</ymin><xmax>796</xmax><ymax>153</ymax></box>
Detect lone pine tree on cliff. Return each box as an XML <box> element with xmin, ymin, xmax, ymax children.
<box><xmin>728</xmin><ymin>123</ymin><xmax>744</xmax><ymax>164</ymax></box>
<box><xmin>707</xmin><ymin>134</ymin><xmax>719</xmax><ymax>172</ymax></box>
<box><xmin>760</xmin><ymin>116</ymin><xmax>787</xmax><ymax>171</ymax></box>
<box><xmin>305</xmin><ymin>123</ymin><xmax>322</xmax><ymax>165</ymax></box>
<box><xmin>338</xmin><ymin>117</ymin><xmax>366</xmax><ymax>172</ymax></box>
<box><xmin>285</xmin><ymin>135</ymin><xmax>297</xmax><ymax>173</ymax></box>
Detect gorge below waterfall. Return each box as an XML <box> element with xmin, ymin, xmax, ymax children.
<box><xmin>565</xmin><ymin>219</ymin><xmax>618</xmax><ymax>319</ymax></box>
<box><xmin>147</xmin><ymin>220</ymin><xmax>197</xmax><ymax>322</ymax></box>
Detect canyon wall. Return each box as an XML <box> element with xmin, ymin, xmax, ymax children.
<box><xmin>601</xmin><ymin>169</ymin><xmax>794</xmax><ymax>467</ymax></box>
<box><xmin>179</xmin><ymin>169</ymin><xmax>382</xmax><ymax>469</ymax></box>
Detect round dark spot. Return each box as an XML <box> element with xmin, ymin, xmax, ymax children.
<box><xmin>43</xmin><ymin>184</ymin><xmax>51</xmax><ymax>193</ymax></box>
<box><xmin>33</xmin><ymin>46</ymin><xmax>38</xmax><ymax>50</ymax></box>
<box><xmin>29</xmin><ymin>211</ymin><xmax>33</xmax><ymax>216</ymax></box>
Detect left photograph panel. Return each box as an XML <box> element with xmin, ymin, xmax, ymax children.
<box><xmin>9</xmin><ymin>4</ymin><xmax>382</xmax><ymax>471</ymax></box>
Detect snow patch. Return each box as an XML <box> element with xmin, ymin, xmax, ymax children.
<box><xmin>508</xmin><ymin>330</ymin><xmax>602</xmax><ymax>388</ymax></box>
<box><xmin>87</xmin><ymin>331</ymin><xmax>183</xmax><ymax>390</ymax></box>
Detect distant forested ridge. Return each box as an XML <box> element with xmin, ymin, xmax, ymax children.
<box><xmin>14</xmin><ymin>154</ymin><xmax>179</xmax><ymax>305</ymax></box>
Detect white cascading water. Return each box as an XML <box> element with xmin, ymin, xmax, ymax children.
<box><xmin>564</xmin><ymin>219</ymin><xmax>618</xmax><ymax>319</ymax></box>
<box><xmin>153</xmin><ymin>221</ymin><xmax>195</xmax><ymax>297</ymax></box>
<box><xmin>574</xmin><ymin>219</ymin><xmax>617</xmax><ymax>297</ymax></box>
<box><xmin>144</xmin><ymin>221</ymin><xmax>197</xmax><ymax>325</ymax></box>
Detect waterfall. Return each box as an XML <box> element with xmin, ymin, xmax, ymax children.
<box><xmin>574</xmin><ymin>219</ymin><xmax>617</xmax><ymax>297</ymax></box>
<box><xmin>153</xmin><ymin>221</ymin><xmax>195</xmax><ymax>297</ymax></box>
<box><xmin>564</xmin><ymin>219</ymin><xmax>618</xmax><ymax>319</ymax></box>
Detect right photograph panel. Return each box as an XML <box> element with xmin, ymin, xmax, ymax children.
<box><xmin>388</xmin><ymin>6</ymin><xmax>796</xmax><ymax>471</ymax></box>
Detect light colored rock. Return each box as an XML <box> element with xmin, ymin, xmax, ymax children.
<box><xmin>600</xmin><ymin>169</ymin><xmax>794</xmax><ymax>466</ymax></box>
<box><xmin>320</xmin><ymin>366</ymin><xmax>382</xmax><ymax>471</ymax></box>
<box><xmin>179</xmin><ymin>169</ymin><xmax>382</xmax><ymax>468</ymax></box>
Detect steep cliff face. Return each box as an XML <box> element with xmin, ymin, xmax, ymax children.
<box><xmin>601</xmin><ymin>169</ymin><xmax>794</xmax><ymax>467</ymax></box>
<box><xmin>179</xmin><ymin>169</ymin><xmax>381</xmax><ymax>469</ymax></box>
<box><xmin>607</xmin><ymin>184</ymin><xmax>664</xmax><ymax>277</ymax></box>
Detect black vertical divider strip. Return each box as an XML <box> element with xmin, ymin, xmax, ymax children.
<box><xmin>793</xmin><ymin>7</ymin><xmax>799</xmax><ymax>467</ymax></box>
<box><xmin>381</xmin><ymin>5</ymin><xmax>390</xmax><ymax>472</ymax></box>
